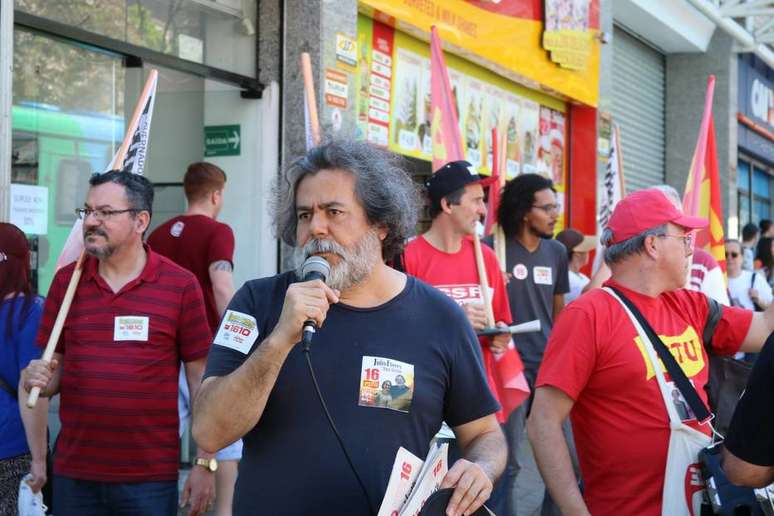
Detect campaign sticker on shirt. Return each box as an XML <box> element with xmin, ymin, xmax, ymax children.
<box><xmin>358</xmin><ymin>356</ymin><xmax>415</xmax><ymax>413</ymax></box>
<box><xmin>435</xmin><ymin>283</ymin><xmax>492</xmax><ymax>306</ymax></box>
<box><xmin>512</xmin><ymin>264</ymin><xmax>528</xmax><ymax>280</ymax></box>
<box><xmin>213</xmin><ymin>310</ymin><xmax>259</xmax><ymax>354</ymax></box>
<box><xmin>114</xmin><ymin>316</ymin><xmax>149</xmax><ymax>341</ymax></box>
<box><xmin>170</xmin><ymin>221</ymin><xmax>185</xmax><ymax>237</ymax></box>
<box><xmin>533</xmin><ymin>266</ymin><xmax>553</xmax><ymax>285</ymax></box>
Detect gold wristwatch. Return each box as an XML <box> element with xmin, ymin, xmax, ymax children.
<box><xmin>194</xmin><ymin>457</ymin><xmax>218</xmax><ymax>472</ymax></box>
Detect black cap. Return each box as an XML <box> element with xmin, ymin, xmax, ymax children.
<box><xmin>424</xmin><ymin>160</ymin><xmax>496</xmax><ymax>203</ymax></box>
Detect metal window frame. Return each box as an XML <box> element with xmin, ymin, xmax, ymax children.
<box><xmin>14</xmin><ymin>10</ymin><xmax>264</xmax><ymax>98</ymax></box>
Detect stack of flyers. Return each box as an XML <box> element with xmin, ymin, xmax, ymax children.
<box><xmin>377</xmin><ymin>443</ymin><xmax>449</xmax><ymax>516</ymax></box>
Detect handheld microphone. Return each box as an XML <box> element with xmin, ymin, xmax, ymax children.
<box><xmin>300</xmin><ymin>256</ymin><xmax>331</xmax><ymax>352</ymax></box>
<box><xmin>476</xmin><ymin>319</ymin><xmax>542</xmax><ymax>337</ymax></box>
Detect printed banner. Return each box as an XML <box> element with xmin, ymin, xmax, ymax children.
<box><xmin>359</xmin><ymin>0</ymin><xmax>600</xmax><ymax>106</ymax></box>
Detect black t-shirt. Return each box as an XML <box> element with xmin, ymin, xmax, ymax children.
<box><xmin>725</xmin><ymin>333</ymin><xmax>774</xmax><ymax>466</ymax></box>
<box><xmin>204</xmin><ymin>272</ymin><xmax>500</xmax><ymax>515</ymax></box>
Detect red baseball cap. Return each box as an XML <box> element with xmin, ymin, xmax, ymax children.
<box><xmin>606</xmin><ymin>189</ymin><xmax>707</xmax><ymax>244</ymax></box>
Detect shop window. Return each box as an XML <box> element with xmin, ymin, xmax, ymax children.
<box><xmin>15</xmin><ymin>0</ymin><xmax>257</xmax><ymax>78</ymax></box>
<box><xmin>738</xmin><ymin>157</ymin><xmax>774</xmax><ymax>232</ymax></box>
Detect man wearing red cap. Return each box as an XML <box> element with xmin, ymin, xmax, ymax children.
<box><xmin>527</xmin><ymin>188</ymin><xmax>774</xmax><ymax>515</ymax></box>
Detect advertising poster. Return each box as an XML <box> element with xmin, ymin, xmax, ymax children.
<box><xmin>392</xmin><ymin>48</ymin><xmax>423</xmax><ymax>153</ymax></box>
<box><xmin>503</xmin><ymin>92</ymin><xmax>522</xmax><ymax>178</ymax></box>
<box><xmin>462</xmin><ymin>76</ymin><xmax>484</xmax><ymax>168</ymax></box>
<box><xmin>537</xmin><ymin>106</ymin><xmax>566</xmax><ymax>188</ymax></box>
<box><xmin>520</xmin><ymin>99</ymin><xmax>540</xmax><ymax>175</ymax></box>
<box><xmin>483</xmin><ymin>83</ymin><xmax>505</xmax><ymax>171</ymax></box>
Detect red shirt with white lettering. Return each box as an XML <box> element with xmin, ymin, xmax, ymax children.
<box><xmin>403</xmin><ymin>235</ymin><xmax>527</xmax><ymax>422</ymax></box>
<box><xmin>148</xmin><ymin>214</ymin><xmax>235</xmax><ymax>332</ymax></box>
<box><xmin>537</xmin><ymin>280</ymin><xmax>752</xmax><ymax>515</ymax></box>
<box><xmin>37</xmin><ymin>248</ymin><xmax>212</xmax><ymax>482</ymax></box>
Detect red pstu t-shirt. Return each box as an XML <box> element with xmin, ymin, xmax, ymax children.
<box><xmin>37</xmin><ymin>249</ymin><xmax>212</xmax><ymax>482</ymax></box>
<box><xmin>147</xmin><ymin>214</ymin><xmax>235</xmax><ymax>332</ymax></box>
<box><xmin>403</xmin><ymin>235</ymin><xmax>526</xmax><ymax>422</ymax></box>
<box><xmin>537</xmin><ymin>280</ymin><xmax>752</xmax><ymax>515</ymax></box>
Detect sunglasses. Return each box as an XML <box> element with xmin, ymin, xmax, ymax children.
<box><xmin>726</xmin><ymin>251</ymin><xmax>740</xmax><ymax>258</ymax></box>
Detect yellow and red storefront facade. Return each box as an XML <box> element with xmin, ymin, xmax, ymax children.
<box><xmin>354</xmin><ymin>0</ymin><xmax>601</xmax><ymax>236</ymax></box>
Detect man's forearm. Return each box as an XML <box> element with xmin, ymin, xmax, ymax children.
<box><xmin>193</xmin><ymin>334</ymin><xmax>292</xmax><ymax>452</ymax></box>
<box><xmin>461</xmin><ymin>427</ymin><xmax>507</xmax><ymax>483</ymax></box>
<box><xmin>528</xmin><ymin>415</ymin><xmax>588</xmax><ymax>516</ymax></box>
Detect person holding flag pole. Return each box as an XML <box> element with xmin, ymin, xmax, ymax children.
<box><xmin>401</xmin><ymin>27</ymin><xmax>529</xmax><ymax>515</ymax></box>
<box><xmin>21</xmin><ymin>71</ymin><xmax>217</xmax><ymax>516</ymax></box>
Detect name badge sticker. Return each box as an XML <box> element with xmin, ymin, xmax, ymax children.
<box><xmin>358</xmin><ymin>356</ymin><xmax>415</xmax><ymax>413</ymax></box>
<box><xmin>533</xmin><ymin>266</ymin><xmax>553</xmax><ymax>285</ymax></box>
<box><xmin>213</xmin><ymin>310</ymin><xmax>259</xmax><ymax>354</ymax></box>
<box><xmin>114</xmin><ymin>316</ymin><xmax>149</xmax><ymax>341</ymax></box>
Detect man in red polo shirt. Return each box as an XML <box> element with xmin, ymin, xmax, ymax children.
<box><xmin>148</xmin><ymin>161</ymin><xmax>240</xmax><ymax>515</ymax></box>
<box><xmin>22</xmin><ymin>171</ymin><xmax>215</xmax><ymax>516</ymax></box>
<box><xmin>527</xmin><ymin>188</ymin><xmax>774</xmax><ymax>515</ymax></box>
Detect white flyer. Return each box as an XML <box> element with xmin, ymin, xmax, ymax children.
<box><xmin>377</xmin><ymin>447</ymin><xmax>424</xmax><ymax>516</ymax></box>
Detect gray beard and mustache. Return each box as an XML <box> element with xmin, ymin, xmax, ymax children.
<box><xmin>294</xmin><ymin>229</ymin><xmax>382</xmax><ymax>291</ymax></box>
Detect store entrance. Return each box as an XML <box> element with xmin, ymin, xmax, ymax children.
<box><xmin>11</xmin><ymin>28</ymin><xmax>264</xmax><ymax>295</ymax></box>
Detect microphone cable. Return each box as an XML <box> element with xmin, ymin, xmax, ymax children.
<box><xmin>303</xmin><ymin>348</ymin><xmax>376</xmax><ymax>516</ymax></box>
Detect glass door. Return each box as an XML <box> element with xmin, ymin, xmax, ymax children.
<box><xmin>12</xmin><ymin>28</ymin><xmax>125</xmax><ymax>294</ymax></box>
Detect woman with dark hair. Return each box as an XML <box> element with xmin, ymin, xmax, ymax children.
<box><xmin>0</xmin><ymin>223</ymin><xmax>48</xmax><ymax>515</ymax></box>
<box><xmin>755</xmin><ymin>236</ymin><xmax>774</xmax><ymax>286</ymax></box>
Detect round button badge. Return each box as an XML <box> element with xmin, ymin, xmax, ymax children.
<box><xmin>513</xmin><ymin>263</ymin><xmax>528</xmax><ymax>280</ymax></box>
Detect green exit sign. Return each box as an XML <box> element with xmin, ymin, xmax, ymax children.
<box><xmin>204</xmin><ymin>125</ymin><xmax>241</xmax><ymax>157</ymax></box>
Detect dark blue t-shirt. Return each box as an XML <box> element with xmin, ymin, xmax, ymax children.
<box><xmin>204</xmin><ymin>273</ymin><xmax>499</xmax><ymax>515</ymax></box>
<box><xmin>0</xmin><ymin>295</ymin><xmax>44</xmax><ymax>460</ymax></box>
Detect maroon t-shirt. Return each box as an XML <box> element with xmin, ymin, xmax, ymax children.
<box><xmin>148</xmin><ymin>214</ymin><xmax>235</xmax><ymax>332</ymax></box>
<box><xmin>37</xmin><ymin>248</ymin><xmax>211</xmax><ymax>482</ymax></box>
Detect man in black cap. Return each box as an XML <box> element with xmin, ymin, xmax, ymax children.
<box><xmin>402</xmin><ymin>160</ymin><xmax>526</xmax><ymax>514</ymax></box>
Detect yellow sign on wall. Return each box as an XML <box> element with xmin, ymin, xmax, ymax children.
<box><xmin>358</xmin><ymin>0</ymin><xmax>600</xmax><ymax>107</ymax></box>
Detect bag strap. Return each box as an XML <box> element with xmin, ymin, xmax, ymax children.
<box><xmin>608</xmin><ymin>286</ymin><xmax>713</xmax><ymax>424</ymax></box>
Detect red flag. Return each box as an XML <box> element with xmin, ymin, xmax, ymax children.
<box><xmin>682</xmin><ymin>76</ymin><xmax>726</xmax><ymax>273</ymax></box>
<box><xmin>484</xmin><ymin>127</ymin><xmax>501</xmax><ymax>237</ymax></box>
<box><xmin>431</xmin><ymin>27</ymin><xmax>529</xmax><ymax>418</ymax></box>
<box><xmin>430</xmin><ymin>27</ymin><xmax>464</xmax><ymax>169</ymax></box>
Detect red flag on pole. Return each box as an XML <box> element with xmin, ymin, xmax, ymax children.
<box><xmin>431</xmin><ymin>27</ymin><xmax>529</xmax><ymax>418</ymax></box>
<box><xmin>682</xmin><ymin>76</ymin><xmax>726</xmax><ymax>273</ymax></box>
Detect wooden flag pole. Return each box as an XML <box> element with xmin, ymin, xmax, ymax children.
<box><xmin>494</xmin><ymin>129</ymin><xmax>508</xmax><ymax>272</ymax></box>
<box><xmin>27</xmin><ymin>70</ymin><xmax>158</xmax><ymax>408</ymax></box>
<box><xmin>301</xmin><ymin>53</ymin><xmax>321</xmax><ymax>146</ymax></box>
<box><xmin>473</xmin><ymin>233</ymin><xmax>496</xmax><ymax>328</ymax></box>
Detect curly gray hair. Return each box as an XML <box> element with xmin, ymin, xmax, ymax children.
<box><xmin>271</xmin><ymin>140</ymin><xmax>421</xmax><ymax>260</ymax></box>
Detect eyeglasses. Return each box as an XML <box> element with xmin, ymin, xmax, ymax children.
<box><xmin>75</xmin><ymin>208</ymin><xmax>140</xmax><ymax>221</ymax></box>
<box><xmin>532</xmin><ymin>203</ymin><xmax>560</xmax><ymax>214</ymax></box>
<box><xmin>657</xmin><ymin>233</ymin><xmax>694</xmax><ymax>250</ymax></box>
<box><xmin>726</xmin><ymin>251</ymin><xmax>740</xmax><ymax>259</ymax></box>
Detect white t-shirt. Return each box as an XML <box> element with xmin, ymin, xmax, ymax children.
<box><xmin>566</xmin><ymin>270</ymin><xmax>590</xmax><ymax>303</ymax></box>
<box><xmin>727</xmin><ymin>270</ymin><xmax>773</xmax><ymax>310</ymax></box>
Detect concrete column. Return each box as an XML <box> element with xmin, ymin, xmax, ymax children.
<box><xmin>277</xmin><ymin>0</ymin><xmax>358</xmax><ymax>270</ymax></box>
<box><xmin>281</xmin><ymin>0</ymin><xmax>358</xmax><ymax>165</ymax></box>
<box><xmin>665</xmin><ymin>31</ymin><xmax>737</xmax><ymax>227</ymax></box>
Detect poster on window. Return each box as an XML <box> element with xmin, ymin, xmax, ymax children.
<box><xmin>520</xmin><ymin>100</ymin><xmax>540</xmax><ymax>175</ymax></box>
<box><xmin>392</xmin><ymin>48</ymin><xmax>423</xmax><ymax>153</ymax></box>
<box><xmin>537</xmin><ymin>107</ymin><xmax>566</xmax><ymax>187</ymax></box>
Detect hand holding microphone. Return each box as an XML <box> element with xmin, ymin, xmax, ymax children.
<box><xmin>273</xmin><ymin>256</ymin><xmax>339</xmax><ymax>351</ymax></box>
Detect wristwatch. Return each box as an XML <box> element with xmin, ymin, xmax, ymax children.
<box><xmin>194</xmin><ymin>457</ymin><xmax>218</xmax><ymax>472</ymax></box>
